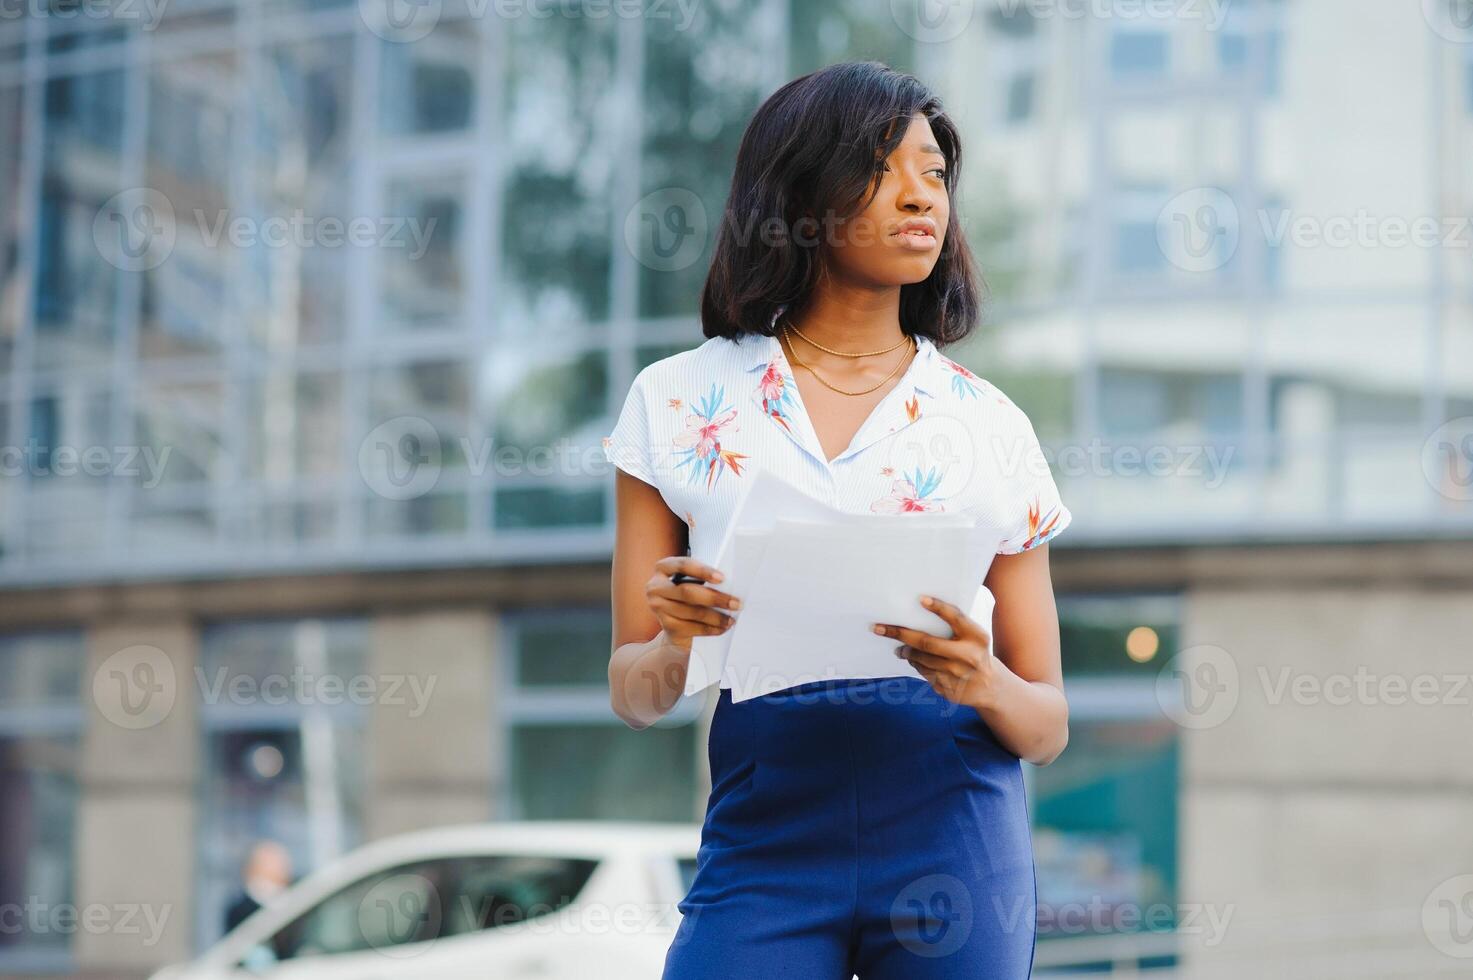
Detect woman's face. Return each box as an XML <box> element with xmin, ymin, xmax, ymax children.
<box><xmin>823</xmin><ymin>111</ymin><xmax>951</xmax><ymax>287</ymax></box>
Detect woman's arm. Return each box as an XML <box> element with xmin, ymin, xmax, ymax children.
<box><xmin>873</xmin><ymin>543</ymin><xmax>1068</xmax><ymax>766</ymax></box>
<box><xmin>973</xmin><ymin>544</ymin><xmax>1069</xmax><ymax>766</ymax></box>
<box><xmin>608</xmin><ymin>469</ymin><xmax>738</xmax><ymax>729</ymax></box>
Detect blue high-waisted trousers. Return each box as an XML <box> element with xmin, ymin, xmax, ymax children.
<box><xmin>663</xmin><ymin>676</ymin><xmax>1037</xmax><ymax>979</ymax></box>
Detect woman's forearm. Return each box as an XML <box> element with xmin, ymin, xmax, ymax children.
<box><xmin>968</xmin><ymin>659</ymin><xmax>1069</xmax><ymax>766</ymax></box>
<box><xmin>609</xmin><ymin>629</ymin><xmax>690</xmax><ymax>730</ymax></box>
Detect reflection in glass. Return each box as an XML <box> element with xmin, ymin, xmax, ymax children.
<box><xmin>639</xmin><ymin>2</ymin><xmax>769</xmax><ymax>317</ymax></box>
<box><xmin>511</xmin><ymin>723</ymin><xmax>695</xmax><ymax>820</ymax></box>
<box><xmin>196</xmin><ymin>618</ymin><xmax>368</xmax><ymax>948</ymax></box>
<box><xmin>0</xmin><ymin>85</ymin><xmax>23</xmax><ymax>377</ymax></box>
<box><xmin>497</xmin><ymin>11</ymin><xmax>617</xmax><ymax>332</ymax></box>
<box><xmin>35</xmin><ymin>70</ymin><xmax>126</xmax><ymax>371</ymax></box>
<box><xmin>133</xmin><ymin>376</ymin><xmax>224</xmax><ymax>491</ymax></box>
<box><xmin>380</xmin><ymin>20</ymin><xmax>476</xmax><ymax>136</ymax></box>
<box><xmin>245</xmin><ymin>370</ymin><xmax>342</xmax><ymax>488</ymax></box>
<box><xmin>381</xmin><ymin>175</ymin><xmax>463</xmax><ymax>329</ymax></box>
<box><xmin>487</xmin><ymin>347</ymin><xmax>606</xmax><ymax>456</ymax></box>
<box><xmin>244</xmin><ymin>37</ymin><xmax>355</xmax><ymax>351</ymax></box>
<box><xmin>0</xmin><ymin>735</ymin><xmax>79</xmax><ymax>956</ymax></box>
<box><xmin>367</xmin><ymin>360</ymin><xmax>469</xmax><ymax>470</ymax></box>
<box><xmin>140</xmin><ymin>50</ymin><xmax>238</xmax><ymax>362</ymax></box>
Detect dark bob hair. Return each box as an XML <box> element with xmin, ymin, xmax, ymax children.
<box><xmin>700</xmin><ymin>61</ymin><xmax>981</xmax><ymax>347</ymax></box>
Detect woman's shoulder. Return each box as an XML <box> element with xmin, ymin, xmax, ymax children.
<box><xmin>928</xmin><ymin>345</ymin><xmax>1035</xmax><ymax>429</ymax></box>
<box><xmin>632</xmin><ymin>334</ymin><xmax>750</xmax><ymax>389</ymax></box>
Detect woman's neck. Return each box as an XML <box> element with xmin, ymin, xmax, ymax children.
<box><xmin>786</xmin><ymin>284</ymin><xmax>906</xmax><ymax>355</ymax></box>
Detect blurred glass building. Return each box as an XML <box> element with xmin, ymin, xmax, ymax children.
<box><xmin>1</xmin><ymin>0</ymin><xmax>1470</xmax><ymax>976</ymax></box>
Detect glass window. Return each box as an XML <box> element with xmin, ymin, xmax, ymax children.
<box><xmin>35</xmin><ymin>70</ymin><xmax>126</xmax><ymax>373</ymax></box>
<box><xmin>502</xmin><ymin>609</ymin><xmax>699</xmax><ymax>821</ymax></box>
<box><xmin>379</xmin><ymin>19</ymin><xmax>477</xmax><ymax>136</ymax></box>
<box><xmin>0</xmin><ymin>84</ymin><xmax>23</xmax><ymax>379</ymax></box>
<box><xmin>789</xmin><ymin>0</ymin><xmax>916</xmax><ymax>76</ymax></box>
<box><xmin>133</xmin><ymin>375</ymin><xmax>224</xmax><ymax>492</ymax></box>
<box><xmin>379</xmin><ymin>175</ymin><xmax>465</xmax><ymax>330</ymax></box>
<box><xmin>244</xmin><ymin>37</ymin><xmax>356</xmax><ymax>351</ymax></box>
<box><xmin>196</xmin><ymin>618</ymin><xmax>369</xmax><ymax>950</ymax></box>
<box><xmin>244</xmin><ymin>369</ymin><xmax>342</xmax><ymax>489</ymax></box>
<box><xmin>497</xmin><ymin>8</ymin><xmax>618</xmax><ymax>334</ymax></box>
<box><xmin>0</xmin><ymin>633</ymin><xmax>84</xmax><ymax>970</ymax></box>
<box><xmin>255</xmin><ymin>854</ymin><xmax>597</xmax><ymax>963</ymax></box>
<box><xmin>638</xmin><ymin>0</ymin><xmax>771</xmax><ymax>318</ymax></box>
<box><xmin>1032</xmin><ymin>596</ymin><xmax>1181</xmax><ymax>956</ymax></box>
<box><xmin>139</xmin><ymin>50</ymin><xmax>238</xmax><ymax>364</ymax></box>
<box><xmin>487</xmin><ymin>347</ymin><xmax>607</xmax><ymax>531</ymax></box>
<box><xmin>1005</xmin><ymin>72</ymin><xmax>1034</xmax><ymax>124</ymax></box>
<box><xmin>1109</xmin><ymin>30</ymin><xmax>1169</xmax><ymax>78</ymax></box>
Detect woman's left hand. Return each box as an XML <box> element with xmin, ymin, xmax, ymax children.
<box><xmin>872</xmin><ymin>595</ymin><xmax>997</xmax><ymax>709</ymax></box>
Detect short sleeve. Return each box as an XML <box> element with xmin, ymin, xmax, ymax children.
<box><xmin>995</xmin><ymin>408</ymin><xmax>1072</xmax><ymax>555</ymax></box>
<box><xmin>602</xmin><ymin>368</ymin><xmax>660</xmax><ymax>488</ymax></box>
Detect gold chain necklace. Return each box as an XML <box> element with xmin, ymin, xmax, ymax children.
<box><xmin>781</xmin><ymin>323</ymin><xmax>916</xmax><ymax>397</ymax></box>
<box><xmin>785</xmin><ymin>320</ymin><xmax>911</xmax><ymax>357</ymax></box>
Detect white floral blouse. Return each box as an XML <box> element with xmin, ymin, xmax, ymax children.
<box><xmin>602</xmin><ymin>323</ymin><xmax>1072</xmax><ymax>575</ymax></box>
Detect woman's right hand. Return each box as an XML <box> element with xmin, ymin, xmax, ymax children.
<box><xmin>648</xmin><ymin>557</ymin><xmax>742</xmax><ymax>653</ymax></box>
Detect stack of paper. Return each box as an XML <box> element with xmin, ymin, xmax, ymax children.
<box><xmin>686</xmin><ymin>468</ymin><xmax>998</xmax><ymax>702</ymax></box>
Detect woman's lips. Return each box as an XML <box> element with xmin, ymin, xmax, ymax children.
<box><xmin>893</xmin><ymin>229</ymin><xmax>938</xmax><ymax>250</ymax></box>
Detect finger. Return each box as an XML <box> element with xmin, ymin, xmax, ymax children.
<box><xmin>872</xmin><ymin>623</ymin><xmax>964</xmax><ymax>657</ymax></box>
<box><xmin>651</xmin><ymin>596</ymin><xmax>733</xmax><ymax>630</ymax></box>
<box><xmin>917</xmin><ymin>595</ymin><xmax>985</xmax><ymax>642</ymax></box>
<box><xmin>898</xmin><ymin>645</ymin><xmax>957</xmax><ymax>674</ymax></box>
<box><xmin>654</xmin><ymin>556</ymin><xmax>727</xmax><ymax>585</ymax></box>
<box><xmin>662</xmin><ymin>580</ymin><xmax>743</xmax><ymax>612</ymax></box>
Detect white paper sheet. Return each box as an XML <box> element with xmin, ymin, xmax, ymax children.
<box><xmin>683</xmin><ymin>467</ymin><xmax>998</xmax><ymax>700</ymax></box>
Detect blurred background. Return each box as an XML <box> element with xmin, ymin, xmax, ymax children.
<box><xmin>1</xmin><ymin>0</ymin><xmax>1471</xmax><ymax>976</ymax></box>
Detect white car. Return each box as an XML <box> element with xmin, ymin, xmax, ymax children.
<box><xmin>150</xmin><ymin>821</ymin><xmax>702</xmax><ymax>980</ymax></box>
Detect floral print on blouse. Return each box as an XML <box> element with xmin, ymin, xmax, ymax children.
<box><xmin>602</xmin><ymin>323</ymin><xmax>1072</xmax><ymax>560</ymax></box>
<box><xmin>671</xmin><ymin>382</ymin><xmax>749</xmax><ymax>489</ymax></box>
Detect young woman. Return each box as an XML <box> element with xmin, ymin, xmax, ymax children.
<box><xmin>603</xmin><ymin>61</ymin><xmax>1071</xmax><ymax>979</ymax></box>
